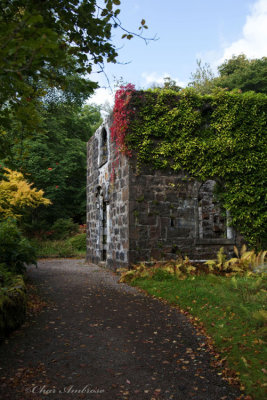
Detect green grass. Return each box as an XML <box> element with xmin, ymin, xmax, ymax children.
<box><xmin>132</xmin><ymin>272</ymin><xmax>267</xmax><ymax>400</ymax></box>
<box><xmin>31</xmin><ymin>233</ymin><xmax>86</xmax><ymax>258</ymax></box>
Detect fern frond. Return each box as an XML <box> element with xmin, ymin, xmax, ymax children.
<box><xmin>233</xmin><ymin>246</ymin><xmax>239</xmax><ymax>258</ymax></box>
<box><xmin>240</xmin><ymin>244</ymin><xmax>247</xmax><ymax>256</ymax></box>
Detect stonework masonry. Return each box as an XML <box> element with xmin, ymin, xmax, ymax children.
<box><xmin>87</xmin><ymin>120</ymin><xmax>240</xmax><ymax>270</ymax></box>
<box><xmin>87</xmin><ymin>118</ymin><xmax>130</xmax><ymax>269</ymax></box>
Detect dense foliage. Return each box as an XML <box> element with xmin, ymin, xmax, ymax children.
<box><xmin>2</xmin><ymin>103</ymin><xmax>102</xmax><ymax>232</ymax></box>
<box><xmin>67</xmin><ymin>233</ymin><xmax>86</xmax><ymax>252</ymax></box>
<box><xmin>0</xmin><ymin>167</ymin><xmax>51</xmax><ymax>220</ymax></box>
<box><xmin>189</xmin><ymin>55</ymin><xmax>267</xmax><ymax>95</ymax></box>
<box><xmin>216</xmin><ymin>55</ymin><xmax>267</xmax><ymax>94</ymax></box>
<box><xmin>50</xmin><ymin>218</ymin><xmax>79</xmax><ymax>240</ymax></box>
<box><xmin>0</xmin><ymin>219</ymin><xmax>37</xmax><ymax>274</ymax></box>
<box><xmin>0</xmin><ymin>0</ymin><xmax>150</xmax><ymax>156</ymax></box>
<box><xmin>112</xmin><ymin>87</ymin><xmax>267</xmax><ymax>247</ymax></box>
<box><xmin>0</xmin><ymin>0</ymin><xmax>150</xmax><ymax>334</ymax></box>
<box><xmin>0</xmin><ymin>0</ymin><xmax>152</xmax><ymax>233</ymax></box>
<box><xmin>0</xmin><ymin>262</ymin><xmax>26</xmax><ymax>340</ymax></box>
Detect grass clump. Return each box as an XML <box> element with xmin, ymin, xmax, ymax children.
<box><xmin>32</xmin><ymin>233</ymin><xmax>86</xmax><ymax>258</ymax></box>
<box><xmin>67</xmin><ymin>233</ymin><xmax>86</xmax><ymax>251</ymax></box>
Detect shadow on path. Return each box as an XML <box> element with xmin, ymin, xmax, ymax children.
<box><xmin>0</xmin><ymin>259</ymin><xmax>241</xmax><ymax>399</ymax></box>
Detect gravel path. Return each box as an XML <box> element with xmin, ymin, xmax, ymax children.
<box><xmin>0</xmin><ymin>259</ymin><xmax>242</xmax><ymax>400</ymax></box>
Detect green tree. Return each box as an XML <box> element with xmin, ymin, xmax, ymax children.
<box><xmin>188</xmin><ymin>59</ymin><xmax>216</xmax><ymax>94</ymax></box>
<box><xmin>188</xmin><ymin>55</ymin><xmax>267</xmax><ymax>94</ymax></box>
<box><xmin>0</xmin><ymin>0</ymin><xmax>151</xmax><ymax>152</ymax></box>
<box><xmin>216</xmin><ymin>55</ymin><xmax>267</xmax><ymax>94</ymax></box>
<box><xmin>4</xmin><ymin>103</ymin><xmax>102</xmax><ymax>232</ymax></box>
<box><xmin>149</xmin><ymin>77</ymin><xmax>182</xmax><ymax>92</ymax></box>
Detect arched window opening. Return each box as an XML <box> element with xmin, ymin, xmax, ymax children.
<box><xmin>100</xmin><ymin>127</ymin><xmax>108</xmax><ymax>166</ymax></box>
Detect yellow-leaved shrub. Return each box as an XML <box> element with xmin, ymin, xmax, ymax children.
<box><xmin>0</xmin><ymin>168</ymin><xmax>51</xmax><ymax>219</ymax></box>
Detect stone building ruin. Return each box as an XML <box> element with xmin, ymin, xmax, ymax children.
<box><xmin>86</xmin><ymin>119</ymin><xmax>237</xmax><ymax>270</ymax></box>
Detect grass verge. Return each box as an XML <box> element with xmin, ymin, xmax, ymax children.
<box><xmin>31</xmin><ymin>233</ymin><xmax>86</xmax><ymax>258</ymax></box>
<box><xmin>131</xmin><ymin>273</ymin><xmax>266</xmax><ymax>400</ymax></box>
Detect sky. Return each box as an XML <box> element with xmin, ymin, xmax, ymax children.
<box><xmin>88</xmin><ymin>0</ymin><xmax>267</xmax><ymax>108</ymax></box>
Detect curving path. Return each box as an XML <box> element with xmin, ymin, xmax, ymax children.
<box><xmin>0</xmin><ymin>259</ymin><xmax>242</xmax><ymax>400</ymax></box>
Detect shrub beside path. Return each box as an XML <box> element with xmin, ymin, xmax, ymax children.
<box><xmin>0</xmin><ymin>259</ymin><xmax>242</xmax><ymax>399</ymax></box>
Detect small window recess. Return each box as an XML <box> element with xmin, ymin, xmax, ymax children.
<box><xmin>99</xmin><ymin>127</ymin><xmax>108</xmax><ymax>167</ymax></box>
<box><xmin>195</xmin><ymin>181</ymin><xmax>235</xmax><ymax>245</ymax></box>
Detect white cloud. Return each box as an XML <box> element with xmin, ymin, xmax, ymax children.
<box><xmin>87</xmin><ymin>87</ymin><xmax>114</xmax><ymax>107</ymax></box>
<box><xmin>141</xmin><ymin>72</ymin><xmax>187</xmax><ymax>88</ymax></box>
<box><xmin>220</xmin><ymin>0</ymin><xmax>267</xmax><ymax>62</ymax></box>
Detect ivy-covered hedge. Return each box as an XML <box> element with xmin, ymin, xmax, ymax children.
<box><xmin>113</xmin><ymin>87</ymin><xmax>267</xmax><ymax>248</ymax></box>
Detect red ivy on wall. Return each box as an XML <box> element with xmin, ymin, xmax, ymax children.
<box><xmin>110</xmin><ymin>83</ymin><xmax>135</xmax><ymax>157</ymax></box>
<box><xmin>110</xmin><ymin>84</ymin><xmax>135</xmax><ymax>182</ymax></box>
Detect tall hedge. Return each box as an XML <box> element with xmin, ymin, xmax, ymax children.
<box><xmin>113</xmin><ymin>87</ymin><xmax>267</xmax><ymax>248</ymax></box>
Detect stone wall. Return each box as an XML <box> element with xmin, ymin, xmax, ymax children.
<box><xmin>87</xmin><ymin>121</ymin><xmax>239</xmax><ymax>270</ymax></box>
<box><xmin>128</xmin><ymin>161</ymin><xmax>236</xmax><ymax>263</ymax></box>
<box><xmin>86</xmin><ymin>120</ymin><xmax>130</xmax><ymax>269</ymax></box>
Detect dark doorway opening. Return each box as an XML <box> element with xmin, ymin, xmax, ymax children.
<box><xmin>102</xmin><ymin>200</ymin><xmax>107</xmax><ymax>261</ymax></box>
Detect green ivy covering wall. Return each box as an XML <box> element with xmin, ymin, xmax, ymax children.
<box><xmin>122</xmin><ymin>88</ymin><xmax>267</xmax><ymax>248</ymax></box>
